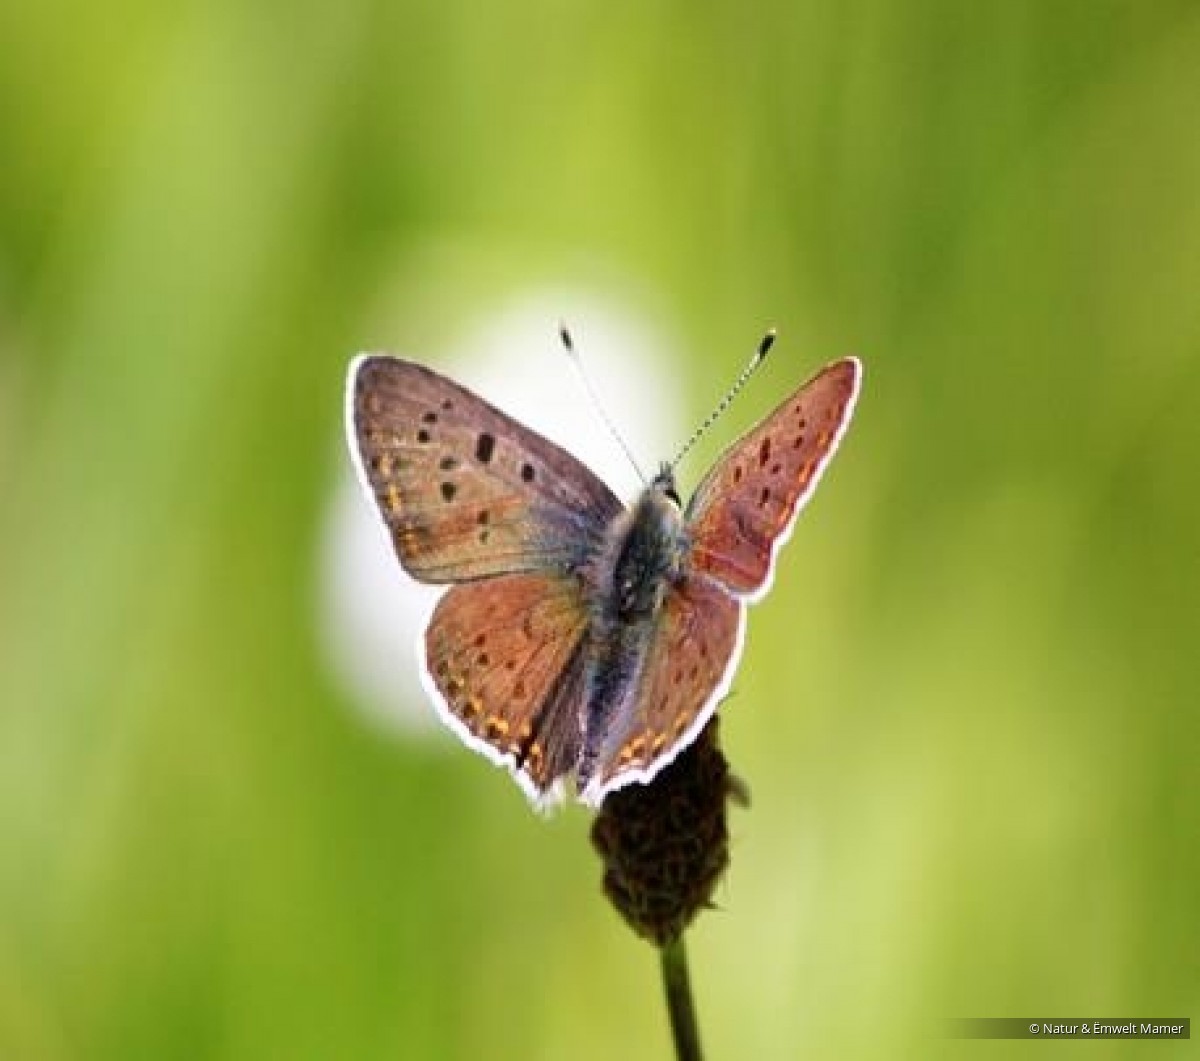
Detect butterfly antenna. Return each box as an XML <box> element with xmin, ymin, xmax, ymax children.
<box><xmin>559</xmin><ymin>322</ymin><xmax>647</xmax><ymax>485</ymax></box>
<box><xmin>670</xmin><ymin>328</ymin><xmax>776</xmax><ymax>470</ymax></box>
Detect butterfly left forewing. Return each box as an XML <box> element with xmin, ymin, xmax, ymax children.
<box><xmin>349</xmin><ymin>355</ymin><xmax>622</xmax><ymax>583</ymax></box>
<box><xmin>685</xmin><ymin>357</ymin><xmax>861</xmax><ymax>600</ymax></box>
<box><xmin>578</xmin><ymin>574</ymin><xmax>743</xmax><ymax>805</ymax></box>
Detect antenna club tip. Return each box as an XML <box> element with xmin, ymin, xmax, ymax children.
<box><xmin>758</xmin><ymin>328</ymin><xmax>777</xmax><ymax>357</ymax></box>
<box><xmin>557</xmin><ymin>321</ymin><xmax>575</xmax><ymax>351</ymax></box>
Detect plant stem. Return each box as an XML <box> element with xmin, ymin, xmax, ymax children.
<box><xmin>660</xmin><ymin>933</ymin><xmax>703</xmax><ymax>1061</ymax></box>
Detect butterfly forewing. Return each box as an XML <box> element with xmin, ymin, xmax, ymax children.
<box><xmin>579</xmin><ymin>575</ymin><xmax>743</xmax><ymax>804</ymax></box>
<box><xmin>685</xmin><ymin>357</ymin><xmax>861</xmax><ymax>599</ymax></box>
<box><xmin>349</xmin><ymin>356</ymin><xmax>622</xmax><ymax>583</ymax></box>
<box><xmin>424</xmin><ymin>572</ymin><xmax>589</xmax><ymax>803</ymax></box>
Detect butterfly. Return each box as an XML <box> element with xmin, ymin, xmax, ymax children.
<box><xmin>346</xmin><ymin>346</ymin><xmax>861</xmax><ymax>809</ymax></box>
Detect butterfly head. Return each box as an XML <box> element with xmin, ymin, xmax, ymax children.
<box><xmin>651</xmin><ymin>462</ymin><xmax>682</xmax><ymax>508</ymax></box>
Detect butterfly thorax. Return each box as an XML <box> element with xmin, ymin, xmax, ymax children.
<box><xmin>598</xmin><ymin>472</ymin><xmax>686</xmax><ymax>625</ymax></box>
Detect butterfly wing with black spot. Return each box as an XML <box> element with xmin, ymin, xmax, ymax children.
<box><xmin>348</xmin><ymin>355</ymin><xmax>623</xmax><ymax>583</ymax></box>
<box><xmin>685</xmin><ymin>357</ymin><xmax>861</xmax><ymax>599</ymax></box>
<box><xmin>423</xmin><ymin>571</ymin><xmax>589</xmax><ymax>807</ymax></box>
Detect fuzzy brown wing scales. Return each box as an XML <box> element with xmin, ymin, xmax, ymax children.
<box><xmin>350</xmin><ymin>356</ymin><xmax>623</xmax><ymax>583</ymax></box>
<box><xmin>425</xmin><ymin>572</ymin><xmax>589</xmax><ymax>797</ymax></box>
<box><xmin>685</xmin><ymin>358</ymin><xmax>860</xmax><ymax>597</ymax></box>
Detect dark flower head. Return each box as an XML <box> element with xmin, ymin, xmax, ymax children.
<box><xmin>590</xmin><ymin>717</ymin><xmax>746</xmax><ymax>947</ymax></box>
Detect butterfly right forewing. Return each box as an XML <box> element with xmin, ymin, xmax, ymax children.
<box><xmin>348</xmin><ymin>355</ymin><xmax>623</xmax><ymax>584</ymax></box>
<box><xmin>685</xmin><ymin>357</ymin><xmax>861</xmax><ymax>600</ymax></box>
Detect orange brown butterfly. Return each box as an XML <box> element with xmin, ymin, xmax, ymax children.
<box><xmin>346</xmin><ymin>334</ymin><xmax>861</xmax><ymax>808</ymax></box>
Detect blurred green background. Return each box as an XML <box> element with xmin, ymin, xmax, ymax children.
<box><xmin>2</xmin><ymin>2</ymin><xmax>1198</xmax><ymax>1058</ymax></box>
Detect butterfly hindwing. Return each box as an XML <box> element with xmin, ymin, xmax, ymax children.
<box><xmin>423</xmin><ymin>572</ymin><xmax>590</xmax><ymax>805</ymax></box>
<box><xmin>578</xmin><ymin>574</ymin><xmax>744</xmax><ymax>804</ymax></box>
<box><xmin>348</xmin><ymin>355</ymin><xmax>623</xmax><ymax>583</ymax></box>
<box><xmin>685</xmin><ymin>357</ymin><xmax>861</xmax><ymax>599</ymax></box>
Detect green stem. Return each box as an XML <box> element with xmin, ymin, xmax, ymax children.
<box><xmin>660</xmin><ymin>934</ymin><xmax>703</xmax><ymax>1061</ymax></box>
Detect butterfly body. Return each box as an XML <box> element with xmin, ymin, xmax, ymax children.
<box><xmin>576</xmin><ymin>473</ymin><xmax>692</xmax><ymax>789</ymax></box>
<box><xmin>347</xmin><ymin>351</ymin><xmax>861</xmax><ymax>808</ymax></box>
